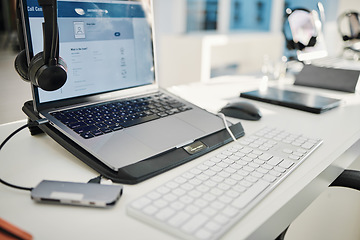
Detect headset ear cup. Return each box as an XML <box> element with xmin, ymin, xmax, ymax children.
<box><xmin>38</xmin><ymin>63</ymin><xmax>67</xmax><ymax>91</ymax></box>
<box><xmin>308</xmin><ymin>36</ymin><xmax>317</xmax><ymax>47</ymax></box>
<box><xmin>28</xmin><ymin>52</ymin><xmax>67</xmax><ymax>91</ymax></box>
<box><xmin>286</xmin><ymin>40</ymin><xmax>295</xmax><ymax>50</ymax></box>
<box><xmin>39</xmin><ymin>57</ymin><xmax>67</xmax><ymax>91</ymax></box>
<box><xmin>58</xmin><ymin>56</ymin><xmax>67</xmax><ymax>72</ymax></box>
<box><xmin>28</xmin><ymin>52</ymin><xmax>45</xmax><ymax>86</ymax></box>
<box><xmin>14</xmin><ymin>50</ymin><xmax>30</xmax><ymax>82</ymax></box>
<box><xmin>297</xmin><ymin>42</ymin><xmax>306</xmax><ymax>50</ymax></box>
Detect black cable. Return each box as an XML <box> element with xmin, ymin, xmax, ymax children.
<box><xmin>87</xmin><ymin>175</ymin><xmax>102</xmax><ymax>184</ymax></box>
<box><xmin>275</xmin><ymin>226</ymin><xmax>288</xmax><ymax>240</ymax></box>
<box><xmin>0</xmin><ymin>120</ymin><xmax>47</xmax><ymax>191</ymax></box>
<box><xmin>1</xmin><ymin>119</ymin><xmax>103</xmax><ymax>192</ymax></box>
<box><xmin>274</xmin><ymin>170</ymin><xmax>360</xmax><ymax>240</ymax></box>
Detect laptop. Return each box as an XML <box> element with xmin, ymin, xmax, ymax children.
<box><xmin>19</xmin><ymin>0</ymin><xmax>225</xmax><ymax>170</ymax></box>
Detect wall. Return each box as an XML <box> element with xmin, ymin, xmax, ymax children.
<box><xmin>152</xmin><ymin>0</ymin><xmax>360</xmax><ymax>87</ymax></box>
<box><xmin>158</xmin><ymin>33</ymin><xmax>284</xmax><ymax>87</ymax></box>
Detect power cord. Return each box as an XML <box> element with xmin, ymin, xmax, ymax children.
<box><xmin>0</xmin><ymin>120</ymin><xmax>49</xmax><ymax>191</ymax></box>
<box><xmin>217</xmin><ymin>112</ymin><xmax>238</xmax><ymax>142</ymax></box>
<box><xmin>87</xmin><ymin>175</ymin><xmax>102</xmax><ymax>184</ymax></box>
<box><xmin>1</xmin><ymin>119</ymin><xmax>104</xmax><ymax>192</ymax></box>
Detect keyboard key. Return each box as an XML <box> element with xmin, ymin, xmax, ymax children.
<box><xmin>289</xmin><ymin>155</ymin><xmax>300</xmax><ymax>160</ymax></box>
<box><xmin>91</xmin><ymin>129</ymin><xmax>104</xmax><ymax>136</ymax></box>
<box><xmin>120</xmin><ymin>114</ymin><xmax>160</xmax><ymax>128</ymax></box>
<box><xmin>279</xmin><ymin>160</ymin><xmax>294</xmax><ymax>169</ymax></box>
<box><xmin>283</xmin><ymin>148</ymin><xmax>293</xmax><ymax>154</ymax></box>
<box><xmin>131</xmin><ymin>197</ymin><xmax>151</xmax><ymax>210</ymax></box>
<box><xmin>259</xmin><ymin>153</ymin><xmax>273</xmax><ymax>161</ymax></box>
<box><xmin>109</xmin><ymin>124</ymin><xmax>123</xmax><ymax>131</ymax></box>
<box><xmin>301</xmin><ymin>142</ymin><xmax>314</xmax><ymax>149</ymax></box>
<box><xmin>80</xmin><ymin>132</ymin><xmax>94</xmax><ymax>139</ymax></box>
<box><xmin>100</xmin><ymin>127</ymin><xmax>112</xmax><ymax>134</ymax></box>
<box><xmin>74</xmin><ymin>125</ymin><xmax>97</xmax><ymax>134</ymax></box>
<box><xmin>263</xmin><ymin>175</ymin><xmax>277</xmax><ymax>183</ymax></box>
<box><xmin>143</xmin><ymin>205</ymin><xmax>158</xmax><ymax>215</ymax></box>
<box><xmin>232</xmin><ymin>180</ymin><xmax>270</xmax><ymax>209</ymax></box>
<box><xmin>181</xmin><ymin>214</ymin><xmax>209</xmax><ymax>234</ymax></box>
<box><xmin>168</xmin><ymin>212</ymin><xmax>191</xmax><ymax>227</ymax></box>
<box><xmin>155</xmin><ymin>208</ymin><xmax>175</xmax><ymax>221</ymax></box>
<box><xmin>205</xmin><ymin>221</ymin><xmax>221</xmax><ymax>232</ymax></box>
<box><xmin>68</xmin><ymin>121</ymin><xmax>86</xmax><ymax>129</ymax></box>
<box><xmin>267</xmin><ymin>156</ymin><xmax>283</xmax><ymax>166</ymax></box>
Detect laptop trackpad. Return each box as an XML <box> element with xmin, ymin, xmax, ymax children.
<box><xmin>128</xmin><ymin>117</ymin><xmax>205</xmax><ymax>151</ymax></box>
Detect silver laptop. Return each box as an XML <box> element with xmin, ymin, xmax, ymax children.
<box><xmin>21</xmin><ymin>0</ymin><xmax>225</xmax><ymax>170</ymax></box>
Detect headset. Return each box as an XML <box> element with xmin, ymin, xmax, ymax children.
<box><xmin>337</xmin><ymin>11</ymin><xmax>360</xmax><ymax>42</ymax></box>
<box><xmin>283</xmin><ymin>8</ymin><xmax>318</xmax><ymax>51</ymax></box>
<box><xmin>14</xmin><ymin>0</ymin><xmax>67</xmax><ymax>91</ymax></box>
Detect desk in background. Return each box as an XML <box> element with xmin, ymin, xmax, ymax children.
<box><xmin>1</xmin><ymin>76</ymin><xmax>360</xmax><ymax>240</ymax></box>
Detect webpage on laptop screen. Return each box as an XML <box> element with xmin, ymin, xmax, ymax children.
<box><xmin>26</xmin><ymin>0</ymin><xmax>154</xmax><ymax>104</ymax></box>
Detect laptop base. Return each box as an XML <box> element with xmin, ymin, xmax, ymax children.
<box><xmin>22</xmin><ymin>101</ymin><xmax>245</xmax><ymax>184</ymax></box>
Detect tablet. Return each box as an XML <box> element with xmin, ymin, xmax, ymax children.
<box><xmin>240</xmin><ymin>87</ymin><xmax>341</xmax><ymax>114</ymax></box>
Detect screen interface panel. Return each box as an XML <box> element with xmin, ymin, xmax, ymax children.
<box><xmin>26</xmin><ymin>0</ymin><xmax>154</xmax><ymax>104</ymax></box>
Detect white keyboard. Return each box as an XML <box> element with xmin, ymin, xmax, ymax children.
<box><xmin>127</xmin><ymin>127</ymin><xmax>322</xmax><ymax>240</ymax></box>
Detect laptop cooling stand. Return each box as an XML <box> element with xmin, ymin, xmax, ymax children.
<box><xmin>22</xmin><ymin>101</ymin><xmax>245</xmax><ymax>184</ymax></box>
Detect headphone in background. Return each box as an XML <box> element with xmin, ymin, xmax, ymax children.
<box><xmin>283</xmin><ymin>8</ymin><xmax>318</xmax><ymax>51</ymax></box>
<box><xmin>338</xmin><ymin>11</ymin><xmax>360</xmax><ymax>42</ymax></box>
<box><xmin>14</xmin><ymin>0</ymin><xmax>67</xmax><ymax>91</ymax></box>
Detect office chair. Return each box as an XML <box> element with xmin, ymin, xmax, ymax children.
<box><xmin>275</xmin><ymin>169</ymin><xmax>360</xmax><ymax>240</ymax></box>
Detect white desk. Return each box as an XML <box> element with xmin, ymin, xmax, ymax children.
<box><xmin>1</xmin><ymin>76</ymin><xmax>360</xmax><ymax>240</ymax></box>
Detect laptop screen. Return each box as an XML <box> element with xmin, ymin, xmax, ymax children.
<box><xmin>25</xmin><ymin>0</ymin><xmax>155</xmax><ymax>105</ymax></box>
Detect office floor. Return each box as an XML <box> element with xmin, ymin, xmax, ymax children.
<box><xmin>1</xmin><ymin>36</ymin><xmax>360</xmax><ymax>240</ymax></box>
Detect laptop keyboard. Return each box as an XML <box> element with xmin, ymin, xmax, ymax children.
<box><xmin>50</xmin><ymin>92</ymin><xmax>192</xmax><ymax>139</ymax></box>
<box><xmin>127</xmin><ymin>127</ymin><xmax>322</xmax><ymax>240</ymax></box>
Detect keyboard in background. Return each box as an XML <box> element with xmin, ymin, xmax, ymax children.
<box><xmin>127</xmin><ymin>127</ymin><xmax>322</xmax><ymax>240</ymax></box>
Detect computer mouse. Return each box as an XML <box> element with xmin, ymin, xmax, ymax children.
<box><xmin>219</xmin><ymin>101</ymin><xmax>262</xmax><ymax>121</ymax></box>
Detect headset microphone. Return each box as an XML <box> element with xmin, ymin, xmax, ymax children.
<box><xmin>15</xmin><ymin>0</ymin><xmax>67</xmax><ymax>91</ymax></box>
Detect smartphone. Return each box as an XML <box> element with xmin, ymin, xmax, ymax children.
<box><xmin>31</xmin><ymin>180</ymin><xmax>123</xmax><ymax>207</ymax></box>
